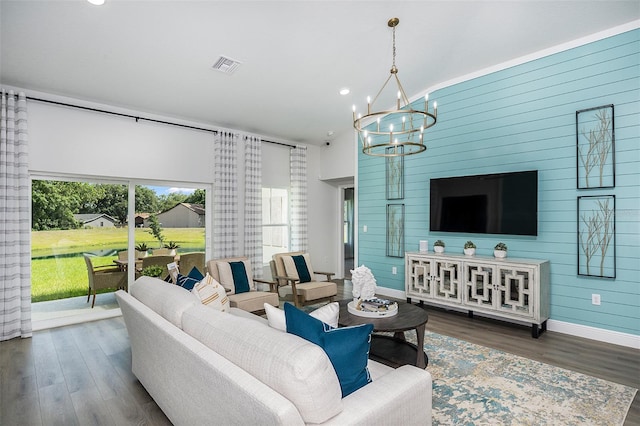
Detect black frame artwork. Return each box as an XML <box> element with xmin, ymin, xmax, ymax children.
<box><xmin>385</xmin><ymin>146</ymin><xmax>404</xmax><ymax>199</ymax></box>
<box><xmin>577</xmin><ymin>195</ymin><xmax>616</xmax><ymax>278</ymax></box>
<box><xmin>576</xmin><ymin>104</ymin><xmax>615</xmax><ymax>189</ymax></box>
<box><xmin>386</xmin><ymin>204</ymin><xmax>405</xmax><ymax>258</ymax></box>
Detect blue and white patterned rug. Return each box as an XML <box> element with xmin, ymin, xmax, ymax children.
<box><xmin>412</xmin><ymin>331</ymin><xmax>637</xmax><ymax>425</ymax></box>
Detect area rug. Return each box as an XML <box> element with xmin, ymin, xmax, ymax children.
<box><xmin>410</xmin><ymin>331</ymin><xmax>637</xmax><ymax>425</ymax></box>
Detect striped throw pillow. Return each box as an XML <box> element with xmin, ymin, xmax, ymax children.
<box><xmin>191</xmin><ymin>273</ymin><xmax>230</xmax><ymax>312</ymax></box>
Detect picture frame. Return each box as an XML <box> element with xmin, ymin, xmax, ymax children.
<box><xmin>386</xmin><ymin>204</ymin><xmax>405</xmax><ymax>258</ymax></box>
<box><xmin>577</xmin><ymin>195</ymin><xmax>615</xmax><ymax>278</ymax></box>
<box><xmin>385</xmin><ymin>146</ymin><xmax>404</xmax><ymax>199</ymax></box>
<box><xmin>576</xmin><ymin>104</ymin><xmax>615</xmax><ymax>189</ymax></box>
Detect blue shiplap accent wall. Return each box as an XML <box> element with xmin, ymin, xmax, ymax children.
<box><xmin>357</xmin><ymin>29</ymin><xmax>640</xmax><ymax>336</ymax></box>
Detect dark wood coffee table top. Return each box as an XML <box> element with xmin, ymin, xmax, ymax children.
<box><xmin>338</xmin><ymin>299</ymin><xmax>429</xmax><ymax>332</ymax></box>
<box><xmin>338</xmin><ymin>299</ymin><xmax>429</xmax><ymax>369</ymax></box>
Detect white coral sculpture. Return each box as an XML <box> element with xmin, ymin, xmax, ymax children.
<box><xmin>351</xmin><ymin>264</ymin><xmax>377</xmax><ymax>301</ymax></box>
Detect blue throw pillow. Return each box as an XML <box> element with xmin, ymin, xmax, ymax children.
<box><xmin>229</xmin><ymin>261</ymin><xmax>251</xmax><ymax>294</ymax></box>
<box><xmin>187</xmin><ymin>266</ymin><xmax>204</xmax><ymax>281</ymax></box>
<box><xmin>176</xmin><ymin>273</ymin><xmax>199</xmax><ymax>291</ymax></box>
<box><xmin>292</xmin><ymin>255</ymin><xmax>312</xmax><ymax>283</ymax></box>
<box><xmin>284</xmin><ymin>302</ymin><xmax>373</xmax><ymax>397</ymax></box>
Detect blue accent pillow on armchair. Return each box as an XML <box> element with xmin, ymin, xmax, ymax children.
<box><xmin>229</xmin><ymin>261</ymin><xmax>251</xmax><ymax>294</ymax></box>
<box><xmin>284</xmin><ymin>302</ymin><xmax>373</xmax><ymax>397</ymax></box>
<box><xmin>292</xmin><ymin>255</ymin><xmax>312</xmax><ymax>283</ymax></box>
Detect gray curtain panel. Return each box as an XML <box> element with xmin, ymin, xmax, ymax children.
<box><xmin>213</xmin><ymin>131</ymin><xmax>239</xmax><ymax>259</ymax></box>
<box><xmin>0</xmin><ymin>90</ymin><xmax>32</xmax><ymax>341</ymax></box>
<box><xmin>244</xmin><ymin>135</ymin><xmax>263</xmax><ymax>278</ymax></box>
<box><xmin>290</xmin><ymin>146</ymin><xmax>307</xmax><ymax>252</ymax></box>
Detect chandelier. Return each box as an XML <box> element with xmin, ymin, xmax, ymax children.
<box><xmin>352</xmin><ymin>18</ymin><xmax>437</xmax><ymax>157</ymax></box>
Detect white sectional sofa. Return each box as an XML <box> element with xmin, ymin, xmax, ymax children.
<box><xmin>116</xmin><ymin>276</ymin><xmax>433</xmax><ymax>425</ymax></box>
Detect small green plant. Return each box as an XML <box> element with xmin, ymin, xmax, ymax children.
<box><xmin>464</xmin><ymin>241</ymin><xmax>476</xmax><ymax>249</ymax></box>
<box><xmin>164</xmin><ymin>241</ymin><xmax>180</xmax><ymax>250</ymax></box>
<box><xmin>135</xmin><ymin>242</ymin><xmax>149</xmax><ymax>251</ymax></box>
<box><xmin>434</xmin><ymin>240</ymin><xmax>445</xmax><ymax>247</ymax></box>
<box><xmin>494</xmin><ymin>242</ymin><xmax>508</xmax><ymax>251</ymax></box>
<box><xmin>141</xmin><ymin>265</ymin><xmax>164</xmax><ymax>278</ymax></box>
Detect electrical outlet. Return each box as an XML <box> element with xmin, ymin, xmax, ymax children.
<box><xmin>392</xmin><ymin>266</ymin><xmax>397</xmax><ymax>275</ymax></box>
<box><xmin>592</xmin><ymin>294</ymin><xmax>601</xmax><ymax>305</ymax></box>
<box><xmin>363</xmin><ymin>225</ymin><xmax>368</xmax><ymax>233</ymax></box>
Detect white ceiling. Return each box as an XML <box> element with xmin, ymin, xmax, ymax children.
<box><xmin>1</xmin><ymin>1</ymin><xmax>639</xmax><ymax>146</ymax></box>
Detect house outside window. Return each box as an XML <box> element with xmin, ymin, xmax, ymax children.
<box><xmin>262</xmin><ymin>187</ymin><xmax>289</xmax><ymax>264</ymax></box>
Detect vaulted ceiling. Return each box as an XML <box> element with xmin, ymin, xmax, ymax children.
<box><xmin>2</xmin><ymin>1</ymin><xmax>638</xmax><ymax>145</ymax></box>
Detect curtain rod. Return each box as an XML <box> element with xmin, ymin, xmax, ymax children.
<box><xmin>22</xmin><ymin>95</ymin><xmax>296</xmax><ymax>149</ymax></box>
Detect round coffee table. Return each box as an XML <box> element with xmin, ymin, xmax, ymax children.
<box><xmin>338</xmin><ymin>300</ymin><xmax>428</xmax><ymax>369</ymax></box>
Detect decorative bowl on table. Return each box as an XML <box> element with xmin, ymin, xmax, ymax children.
<box><xmin>348</xmin><ymin>298</ymin><xmax>398</xmax><ymax>318</ymax></box>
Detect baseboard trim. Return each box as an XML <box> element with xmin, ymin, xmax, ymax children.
<box><xmin>547</xmin><ymin>320</ymin><xmax>640</xmax><ymax>350</ymax></box>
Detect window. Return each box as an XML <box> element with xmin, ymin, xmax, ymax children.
<box><xmin>262</xmin><ymin>188</ymin><xmax>289</xmax><ymax>264</ymax></box>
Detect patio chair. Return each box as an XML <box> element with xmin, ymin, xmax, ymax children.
<box><xmin>206</xmin><ymin>256</ymin><xmax>279</xmax><ymax>314</ymax></box>
<box><xmin>179</xmin><ymin>252</ymin><xmax>206</xmax><ymax>275</ymax></box>
<box><xmin>84</xmin><ymin>255</ymin><xmax>128</xmax><ymax>308</ymax></box>
<box><xmin>271</xmin><ymin>251</ymin><xmax>337</xmax><ymax>307</ymax></box>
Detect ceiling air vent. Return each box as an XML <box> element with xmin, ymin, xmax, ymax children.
<box><xmin>212</xmin><ymin>56</ymin><xmax>241</xmax><ymax>74</ymax></box>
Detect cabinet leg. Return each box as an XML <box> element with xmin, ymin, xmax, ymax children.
<box><xmin>468</xmin><ymin>311</ymin><xmax>474</xmax><ymax>319</ymax></box>
<box><xmin>406</xmin><ymin>297</ymin><xmax>412</xmax><ymax>304</ymax></box>
<box><xmin>531</xmin><ymin>322</ymin><xmax>548</xmax><ymax>338</ymax></box>
<box><xmin>418</xmin><ymin>300</ymin><xmax>424</xmax><ymax>307</ymax></box>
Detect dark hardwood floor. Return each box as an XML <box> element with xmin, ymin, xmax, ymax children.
<box><xmin>1</xmin><ymin>281</ymin><xmax>638</xmax><ymax>425</ymax></box>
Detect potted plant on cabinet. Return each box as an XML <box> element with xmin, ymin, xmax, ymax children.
<box><xmin>494</xmin><ymin>242</ymin><xmax>508</xmax><ymax>258</ymax></box>
<box><xmin>434</xmin><ymin>240</ymin><xmax>445</xmax><ymax>253</ymax></box>
<box><xmin>463</xmin><ymin>241</ymin><xmax>476</xmax><ymax>256</ymax></box>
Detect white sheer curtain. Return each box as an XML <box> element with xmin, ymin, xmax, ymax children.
<box><xmin>244</xmin><ymin>136</ymin><xmax>263</xmax><ymax>277</ymax></box>
<box><xmin>1</xmin><ymin>90</ymin><xmax>31</xmax><ymax>341</ymax></box>
<box><xmin>213</xmin><ymin>131</ymin><xmax>239</xmax><ymax>258</ymax></box>
<box><xmin>290</xmin><ymin>145</ymin><xmax>307</xmax><ymax>252</ymax></box>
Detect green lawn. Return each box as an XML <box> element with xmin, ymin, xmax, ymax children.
<box><xmin>31</xmin><ymin>228</ymin><xmax>205</xmax><ymax>302</ymax></box>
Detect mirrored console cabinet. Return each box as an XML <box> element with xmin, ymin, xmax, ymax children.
<box><xmin>405</xmin><ymin>252</ymin><xmax>550</xmax><ymax>338</ymax></box>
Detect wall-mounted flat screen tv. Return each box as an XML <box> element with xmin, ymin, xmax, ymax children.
<box><xmin>430</xmin><ymin>170</ymin><xmax>538</xmax><ymax>236</ymax></box>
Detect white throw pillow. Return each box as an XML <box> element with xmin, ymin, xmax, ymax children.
<box><xmin>265</xmin><ymin>302</ymin><xmax>339</xmax><ymax>331</ymax></box>
<box><xmin>192</xmin><ymin>273</ymin><xmax>230</xmax><ymax>312</ymax></box>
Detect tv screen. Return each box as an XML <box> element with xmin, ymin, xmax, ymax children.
<box><xmin>430</xmin><ymin>170</ymin><xmax>538</xmax><ymax>236</ymax></box>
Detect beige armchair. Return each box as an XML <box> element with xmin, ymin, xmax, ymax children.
<box><xmin>84</xmin><ymin>255</ymin><xmax>127</xmax><ymax>308</ymax></box>
<box><xmin>207</xmin><ymin>256</ymin><xmax>279</xmax><ymax>314</ymax></box>
<box><xmin>271</xmin><ymin>251</ymin><xmax>337</xmax><ymax>307</ymax></box>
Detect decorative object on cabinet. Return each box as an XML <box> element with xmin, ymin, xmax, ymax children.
<box><xmin>577</xmin><ymin>195</ymin><xmax>616</xmax><ymax>278</ymax></box>
<box><xmin>405</xmin><ymin>252</ymin><xmax>550</xmax><ymax>338</ymax></box>
<box><xmin>386</xmin><ymin>204</ymin><xmax>405</xmax><ymax>258</ymax></box>
<box><xmin>494</xmin><ymin>242</ymin><xmax>507</xmax><ymax>258</ymax></box>
<box><xmin>434</xmin><ymin>240</ymin><xmax>445</xmax><ymax>253</ymax></box>
<box><xmin>463</xmin><ymin>241</ymin><xmax>476</xmax><ymax>256</ymax></box>
<box><xmin>385</xmin><ymin>146</ymin><xmax>404</xmax><ymax>199</ymax></box>
<box><xmin>576</xmin><ymin>104</ymin><xmax>615</xmax><ymax>189</ymax></box>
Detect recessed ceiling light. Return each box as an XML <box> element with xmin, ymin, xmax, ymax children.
<box><xmin>87</xmin><ymin>0</ymin><xmax>105</xmax><ymax>5</ymax></box>
<box><xmin>339</xmin><ymin>88</ymin><xmax>350</xmax><ymax>96</ymax></box>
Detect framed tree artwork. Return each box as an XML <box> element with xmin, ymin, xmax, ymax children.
<box><xmin>386</xmin><ymin>204</ymin><xmax>405</xmax><ymax>258</ymax></box>
<box><xmin>577</xmin><ymin>195</ymin><xmax>615</xmax><ymax>278</ymax></box>
<box><xmin>386</xmin><ymin>146</ymin><xmax>404</xmax><ymax>199</ymax></box>
<box><xmin>576</xmin><ymin>104</ymin><xmax>615</xmax><ymax>189</ymax></box>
